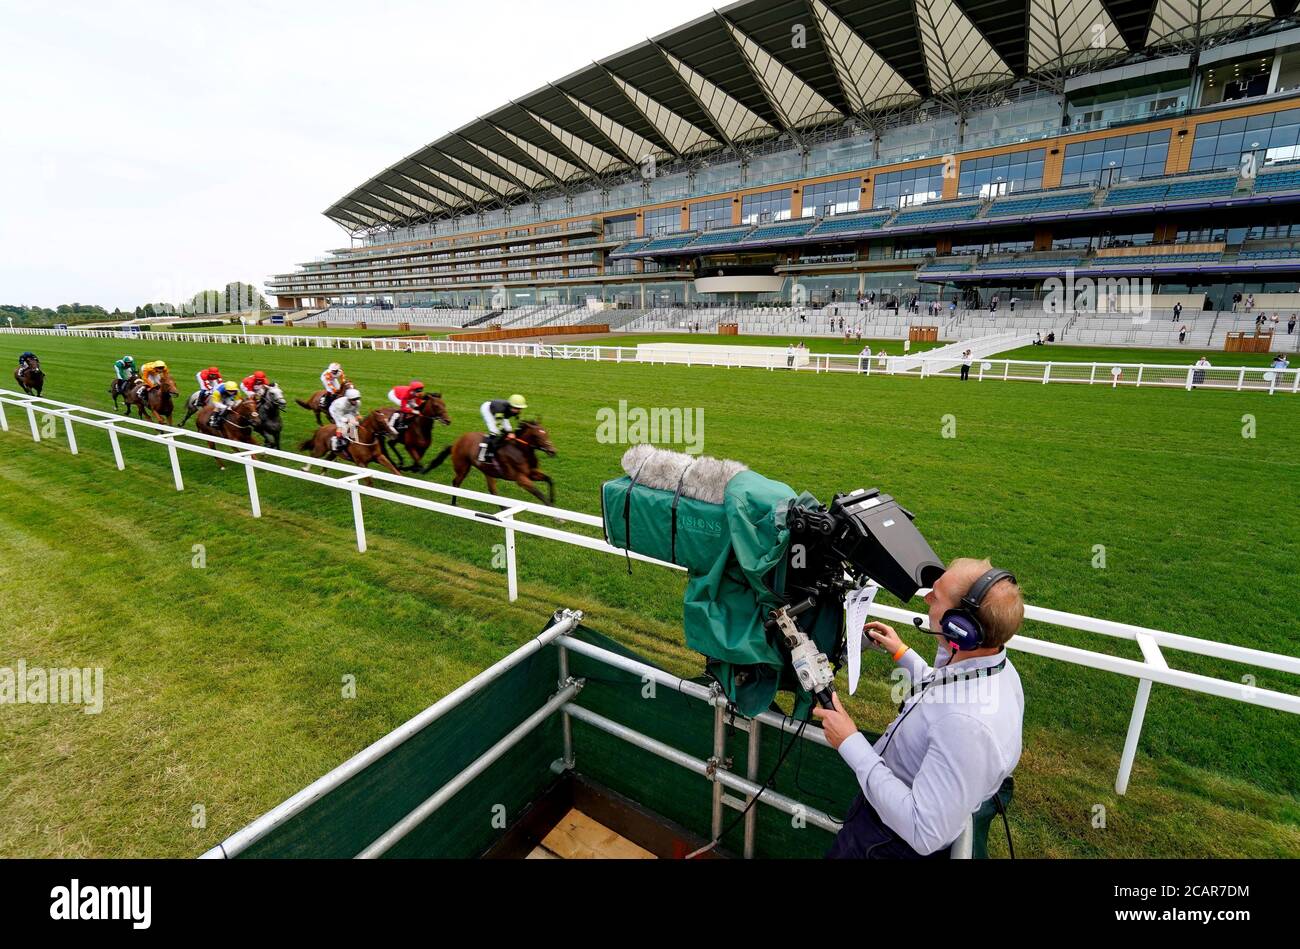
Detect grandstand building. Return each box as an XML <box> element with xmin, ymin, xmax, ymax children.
<box><xmin>268</xmin><ymin>0</ymin><xmax>1300</xmax><ymax>316</ymax></box>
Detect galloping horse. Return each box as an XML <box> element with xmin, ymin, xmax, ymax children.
<box><xmin>424</xmin><ymin>420</ymin><xmax>556</xmax><ymax>505</ymax></box>
<box><xmin>195</xmin><ymin>400</ymin><xmax>260</xmax><ymax>470</ymax></box>
<box><xmin>373</xmin><ymin>392</ymin><xmax>451</xmax><ymax>472</ymax></box>
<box><xmin>177</xmin><ymin>389</ymin><xmax>211</xmax><ymax>430</ymax></box>
<box><xmin>124</xmin><ymin>372</ymin><xmax>179</xmax><ymax>426</ymax></box>
<box><xmin>296</xmin><ymin>380</ymin><xmax>352</xmax><ymax>426</ymax></box>
<box><xmin>14</xmin><ymin>358</ymin><xmax>44</xmax><ymax>397</ymax></box>
<box><xmin>251</xmin><ymin>383</ymin><xmax>287</xmax><ymax>450</ymax></box>
<box><xmin>299</xmin><ymin>410</ymin><xmax>401</xmax><ymax>478</ymax></box>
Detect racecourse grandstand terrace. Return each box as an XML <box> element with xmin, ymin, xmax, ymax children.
<box><xmin>268</xmin><ymin>0</ymin><xmax>1300</xmax><ymax>324</ymax></box>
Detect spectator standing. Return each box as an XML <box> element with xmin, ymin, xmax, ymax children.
<box><xmin>858</xmin><ymin>343</ymin><xmax>872</xmax><ymax>374</ymax></box>
<box><xmin>1193</xmin><ymin>355</ymin><xmax>1211</xmax><ymax>388</ymax></box>
<box><xmin>1288</xmin><ymin>313</ymin><xmax>1297</xmax><ymax>334</ymax></box>
<box><xmin>960</xmin><ymin>349</ymin><xmax>972</xmax><ymax>381</ymax></box>
<box><xmin>1173</xmin><ymin>301</ymin><xmax>1183</xmax><ymax>323</ymax></box>
<box><xmin>1178</xmin><ymin>324</ymin><xmax>1188</xmax><ymax>344</ymax></box>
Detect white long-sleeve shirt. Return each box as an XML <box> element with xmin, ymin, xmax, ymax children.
<box><xmin>836</xmin><ymin>645</ymin><xmax>1023</xmax><ymax>855</ymax></box>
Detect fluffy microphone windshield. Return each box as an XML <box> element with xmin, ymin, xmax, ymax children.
<box><xmin>621</xmin><ymin>445</ymin><xmax>748</xmax><ymax>505</ymax></box>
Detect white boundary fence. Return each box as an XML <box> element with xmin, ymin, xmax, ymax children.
<box><xmin>5</xmin><ymin>325</ymin><xmax>1297</xmax><ymax>394</ymax></box>
<box><xmin>2</xmin><ymin>386</ymin><xmax>1298</xmax><ymax>798</ymax></box>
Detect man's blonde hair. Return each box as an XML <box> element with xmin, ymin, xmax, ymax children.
<box><xmin>949</xmin><ymin>557</ymin><xmax>1024</xmax><ymax>649</ymax></box>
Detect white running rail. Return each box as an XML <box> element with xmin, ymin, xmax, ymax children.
<box><xmin>2</xmin><ymin>386</ymin><xmax>1297</xmax><ymax>799</ymax></box>
<box><xmin>4</xmin><ymin>325</ymin><xmax>1296</xmax><ymax>394</ymax></box>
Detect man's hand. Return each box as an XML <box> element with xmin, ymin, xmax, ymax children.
<box><xmin>864</xmin><ymin>621</ymin><xmax>904</xmax><ymax>657</ymax></box>
<box><xmin>811</xmin><ymin>691</ymin><xmax>858</xmax><ymax>750</ymax></box>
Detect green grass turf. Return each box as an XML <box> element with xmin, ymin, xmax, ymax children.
<box><xmin>998</xmin><ymin>344</ymin><xmax>1289</xmax><ymax>367</ymax></box>
<box><xmin>1</xmin><ymin>334</ymin><xmax>1297</xmax><ymax>858</ymax></box>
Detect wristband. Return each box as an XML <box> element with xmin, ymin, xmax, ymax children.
<box><xmin>892</xmin><ymin>645</ymin><xmax>910</xmax><ymax>662</ymax></box>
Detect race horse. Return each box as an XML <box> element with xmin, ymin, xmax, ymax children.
<box><xmin>299</xmin><ymin>410</ymin><xmax>401</xmax><ymax>478</ymax></box>
<box><xmin>14</xmin><ymin>358</ymin><xmax>44</xmax><ymax>397</ymax></box>
<box><xmin>195</xmin><ymin>400</ymin><xmax>261</xmax><ymax>469</ymax></box>
<box><xmin>177</xmin><ymin>389</ymin><xmax>212</xmax><ymax>430</ymax></box>
<box><xmin>424</xmin><ymin>420</ymin><xmax>556</xmax><ymax>505</ymax></box>
<box><xmin>123</xmin><ymin>371</ymin><xmax>179</xmax><ymax>426</ymax></box>
<box><xmin>373</xmin><ymin>392</ymin><xmax>451</xmax><ymax>472</ymax></box>
<box><xmin>109</xmin><ymin>373</ymin><xmax>137</xmax><ymax>408</ymax></box>
<box><xmin>296</xmin><ymin>380</ymin><xmax>352</xmax><ymax>426</ymax></box>
<box><xmin>251</xmin><ymin>383</ymin><xmax>287</xmax><ymax>450</ymax></box>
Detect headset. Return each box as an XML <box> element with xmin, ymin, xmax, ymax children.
<box><xmin>938</xmin><ymin>568</ymin><xmax>1018</xmax><ymax>652</ymax></box>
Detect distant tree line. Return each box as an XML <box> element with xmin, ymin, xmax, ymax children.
<box><xmin>2</xmin><ymin>282</ymin><xmax>271</xmax><ymax>327</ymax></box>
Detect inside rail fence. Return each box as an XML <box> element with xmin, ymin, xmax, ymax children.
<box><xmin>1</xmin><ymin>386</ymin><xmax>1297</xmax><ymax>798</ymax></box>
<box><xmin>3</xmin><ymin>326</ymin><xmax>1296</xmax><ymax>394</ymax></box>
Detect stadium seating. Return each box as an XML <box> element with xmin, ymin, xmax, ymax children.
<box><xmin>1164</xmin><ymin>176</ymin><xmax>1239</xmax><ymax>201</ymax></box>
<box><xmin>640</xmin><ymin>232</ymin><xmax>700</xmax><ymax>253</ymax></box>
<box><xmin>1090</xmin><ymin>253</ymin><xmax>1222</xmax><ymax>266</ymax></box>
<box><xmin>972</xmin><ymin>257</ymin><xmax>1084</xmax><ymax>271</ymax></box>
<box><xmin>1237</xmin><ymin>248</ymin><xmax>1300</xmax><ymax>260</ymax></box>
<box><xmin>1253</xmin><ymin>167</ymin><xmax>1300</xmax><ymax>193</ymax></box>
<box><xmin>986</xmin><ymin>190</ymin><xmax>1095</xmax><ymax>217</ymax></box>
<box><xmin>808</xmin><ymin>211</ymin><xmax>891</xmax><ymax>236</ymax></box>
<box><xmin>891</xmin><ymin>202</ymin><xmax>980</xmax><ymax>227</ymax></box>
<box><xmin>609</xmin><ymin>238</ymin><xmax>651</xmax><ymax>257</ymax></box>
<box><xmin>741</xmin><ymin>218</ymin><xmax>818</xmax><ymax>243</ymax></box>
<box><xmin>686</xmin><ymin>227</ymin><xmax>754</xmax><ymax>249</ymax></box>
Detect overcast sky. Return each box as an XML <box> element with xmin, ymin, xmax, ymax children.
<box><xmin>0</xmin><ymin>0</ymin><xmax>714</xmax><ymax>310</ymax></box>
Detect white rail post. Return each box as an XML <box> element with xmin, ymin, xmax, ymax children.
<box><xmin>167</xmin><ymin>442</ymin><xmax>184</xmax><ymax>491</ymax></box>
<box><xmin>26</xmin><ymin>404</ymin><xmax>40</xmax><ymax>442</ymax></box>
<box><xmin>1042</xmin><ymin>363</ymin><xmax>1052</xmax><ymax>385</ymax></box>
<box><xmin>107</xmin><ymin>422</ymin><xmax>125</xmax><ymax>470</ymax></box>
<box><xmin>502</xmin><ymin>511</ymin><xmax>519</xmax><ymax>602</ymax></box>
<box><xmin>351</xmin><ymin>488</ymin><xmax>367</xmax><ymax>553</ymax></box>
<box><xmin>1116</xmin><ymin>633</ymin><xmax>1166</xmax><ymax>795</ymax></box>
<box><xmin>245</xmin><ymin>462</ymin><xmax>262</xmax><ymax>518</ymax></box>
<box><xmin>1185</xmin><ymin>367</ymin><xmax>1195</xmax><ymax>391</ymax></box>
<box><xmin>0</xmin><ymin>399</ymin><xmax>6</xmax><ymax>431</ymax></box>
<box><xmin>63</xmin><ymin>416</ymin><xmax>78</xmax><ymax>455</ymax></box>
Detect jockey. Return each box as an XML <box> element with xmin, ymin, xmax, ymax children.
<box><xmin>18</xmin><ymin>351</ymin><xmax>37</xmax><ymax>373</ymax></box>
<box><xmin>208</xmin><ymin>380</ymin><xmax>243</xmax><ymax>429</ymax></box>
<box><xmin>113</xmin><ymin>355</ymin><xmax>136</xmax><ymax>381</ymax></box>
<box><xmin>139</xmin><ymin>360</ymin><xmax>169</xmax><ymax>391</ymax></box>
<box><xmin>195</xmin><ymin>367</ymin><xmax>222</xmax><ymax>405</ymax></box>
<box><xmin>321</xmin><ymin>363</ymin><xmax>346</xmax><ymax>411</ymax></box>
<box><xmin>479</xmin><ymin>394</ymin><xmax>527</xmax><ymax>462</ymax></box>
<box><xmin>329</xmin><ymin>388</ymin><xmax>363</xmax><ymax>452</ymax></box>
<box><xmin>385</xmin><ymin>381</ymin><xmax>425</xmax><ymax>434</ymax></box>
<box><xmin>240</xmin><ymin>370</ymin><xmax>270</xmax><ymax>399</ymax></box>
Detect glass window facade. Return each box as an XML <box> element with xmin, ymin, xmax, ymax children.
<box><xmin>1189</xmin><ymin>109</ymin><xmax>1300</xmax><ymax>172</ymax></box>
<box><xmin>1059</xmin><ymin>130</ymin><xmax>1170</xmax><ymax>187</ymax></box>
<box><xmin>741</xmin><ymin>189</ymin><xmax>792</xmax><ymax>224</ymax></box>
<box><xmin>873</xmin><ymin>164</ymin><xmax>945</xmax><ymax>208</ymax></box>
<box><xmin>802</xmin><ymin>178</ymin><xmax>861</xmax><ymax>217</ymax></box>
<box><xmin>643</xmin><ymin>205</ymin><xmax>682</xmax><ymax>235</ymax></box>
<box><xmin>957</xmin><ymin>149</ymin><xmax>1045</xmax><ymax>197</ymax></box>
<box><xmin>690</xmin><ymin>197</ymin><xmax>733</xmax><ymax>230</ymax></box>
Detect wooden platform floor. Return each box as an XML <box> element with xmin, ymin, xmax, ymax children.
<box><xmin>526</xmin><ymin>808</ymin><xmax>656</xmax><ymax>860</ymax></box>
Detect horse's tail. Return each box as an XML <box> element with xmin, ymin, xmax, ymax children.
<box><xmin>423</xmin><ymin>446</ymin><xmax>453</xmax><ymax>473</ymax></box>
<box><xmin>298</xmin><ymin>435</ymin><xmax>316</xmax><ymax>453</ymax></box>
<box><xmin>295</xmin><ymin>398</ymin><xmax>315</xmax><ymax>411</ymax></box>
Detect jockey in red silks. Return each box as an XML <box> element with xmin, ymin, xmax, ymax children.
<box><xmin>385</xmin><ymin>381</ymin><xmax>425</xmax><ymax>434</ymax></box>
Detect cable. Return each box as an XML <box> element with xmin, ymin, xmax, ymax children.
<box><xmin>685</xmin><ymin>711</ymin><xmax>807</xmax><ymax>859</ymax></box>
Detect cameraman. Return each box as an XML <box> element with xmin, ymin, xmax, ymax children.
<box><xmin>813</xmin><ymin>558</ymin><xmax>1025</xmax><ymax>858</ymax></box>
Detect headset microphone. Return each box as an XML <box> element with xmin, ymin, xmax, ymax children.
<box><xmin>912</xmin><ymin>617</ymin><xmax>925</xmax><ymax>628</ymax></box>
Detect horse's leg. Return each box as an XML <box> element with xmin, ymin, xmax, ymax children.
<box><xmin>532</xmin><ymin>472</ymin><xmax>556</xmax><ymax>505</ymax></box>
<box><xmin>374</xmin><ymin>449</ymin><xmax>402</xmax><ymax>477</ymax></box>
<box><xmin>513</xmin><ymin>475</ymin><xmax>549</xmax><ymax>506</ymax></box>
<box><xmin>483</xmin><ymin>474</ymin><xmax>500</xmax><ymax>496</ymax></box>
